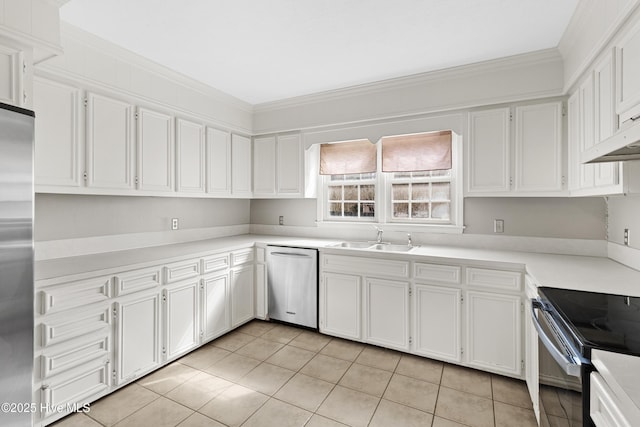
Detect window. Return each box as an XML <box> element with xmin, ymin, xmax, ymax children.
<box><xmin>319</xmin><ymin>130</ymin><xmax>461</xmax><ymax>229</ymax></box>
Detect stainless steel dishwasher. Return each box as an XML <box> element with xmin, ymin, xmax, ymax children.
<box><xmin>266</xmin><ymin>245</ymin><xmax>318</xmax><ymax>329</ymax></box>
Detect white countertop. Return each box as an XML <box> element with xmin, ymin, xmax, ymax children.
<box><xmin>35</xmin><ymin>233</ymin><xmax>640</xmax><ymax>297</ymax></box>
<box><xmin>592</xmin><ymin>350</ymin><xmax>640</xmax><ymax>424</ymax></box>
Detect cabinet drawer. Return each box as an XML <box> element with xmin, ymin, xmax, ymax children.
<box><xmin>465</xmin><ymin>267</ymin><xmax>522</xmax><ymax>292</ymax></box>
<box><xmin>590</xmin><ymin>372</ymin><xmax>632</xmax><ymax>427</ymax></box>
<box><xmin>231</xmin><ymin>248</ymin><xmax>254</xmax><ymax>266</ymax></box>
<box><xmin>40</xmin><ymin>305</ymin><xmax>111</xmax><ymax>348</ymax></box>
<box><xmin>39</xmin><ymin>277</ymin><xmax>111</xmax><ymax>315</ymax></box>
<box><xmin>322</xmin><ymin>254</ymin><xmax>409</xmax><ymax>278</ymax></box>
<box><xmin>114</xmin><ymin>267</ymin><xmax>162</xmax><ymax>296</ymax></box>
<box><xmin>414</xmin><ymin>263</ymin><xmax>461</xmax><ymax>284</ymax></box>
<box><xmin>40</xmin><ymin>334</ymin><xmax>110</xmax><ymax>380</ymax></box>
<box><xmin>164</xmin><ymin>259</ymin><xmax>200</xmax><ymax>283</ymax></box>
<box><xmin>201</xmin><ymin>253</ymin><xmax>230</xmax><ymax>274</ymax></box>
<box><xmin>40</xmin><ymin>360</ymin><xmax>110</xmax><ymax>419</ymax></box>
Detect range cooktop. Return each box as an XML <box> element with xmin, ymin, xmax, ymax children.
<box><xmin>539</xmin><ymin>287</ymin><xmax>640</xmax><ymax>356</ymax></box>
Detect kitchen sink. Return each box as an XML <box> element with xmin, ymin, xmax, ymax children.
<box><xmin>332</xmin><ymin>241</ymin><xmax>374</xmax><ymax>249</ymax></box>
<box><xmin>368</xmin><ymin>243</ymin><xmax>414</xmax><ymax>252</ymax></box>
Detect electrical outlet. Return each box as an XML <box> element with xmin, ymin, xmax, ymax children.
<box><xmin>624</xmin><ymin>228</ymin><xmax>630</xmax><ymax>246</ymax></box>
<box><xmin>494</xmin><ymin>219</ymin><xmax>504</xmax><ymax>233</ymax></box>
<box><xmin>279</xmin><ymin>216</ymin><xmax>284</xmax><ymax>226</ymax></box>
<box><xmin>171</xmin><ymin>218</ymin><xmax>179</xmax><ymax>230</ymax></box>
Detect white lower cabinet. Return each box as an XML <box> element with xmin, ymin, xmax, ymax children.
<box><xmin>364</xmin><ymin>278</ymin><xmax>409</xmax><ymax>351</ymax></box>
<box><xmin>466</xmin><ymin>291</ymin><xmax>522</xmax><ymax>376</ymax></box>
<box><xmin>115</xmin><ymin>290</ymin><xmax>162</xmax><ymax>385</ymax></box>
<box><xmin>164</xmin><ymin>279</ymin><xmax>200</xmax><ymax>360</ymax></box>
<box><xmin>230</xmin><ymin>264</ymin><xmax>255</xmax><ymax>327</ymax></box>
<box><xmin>413</xmin><ymin>284</ymin><xmax>462</xmax><ymax>362</ymax></box>
<box><xmin>201</xmin><ymin>272</ymin><xmax>230</xmax><ymax>342</ymax></box>
<box><xmin>320</xmin><ymin>272</ymin><xmax>362</xmax><ymax>340</ymax></box>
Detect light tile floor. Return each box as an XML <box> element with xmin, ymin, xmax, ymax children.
<box><xmin>52</xmin><ymin>320</ymin><xmax>539</xmax><ymax>427</ymax></box>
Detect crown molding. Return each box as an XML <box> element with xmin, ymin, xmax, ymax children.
<box><xmin>253</xmin><ymin>49</ymin><xmax>563</xmax><ymax>113</ymax></box>
<box><xmin>59</xmin><ymin>22</ymin><xmax>253</xmax><ymax>114</ymax></box>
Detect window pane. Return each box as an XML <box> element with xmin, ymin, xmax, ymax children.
<box><xmin>432</xmin><ymin>202</ymin><xmax>450</xmax><ymax>219</ymax></box>
<box><xmin>344</xmin><ymin>185</ymin><xmax>358</xmax><ymax>200</ymax></box>
<box><xmin>432</xmin><ymin>183</ymin><xmax>450</xmax><ymax>201</ymax></box>
<box><xmin>431</xmin><ymin>169</ymin><xmax>451</xmax><ymax>177</ymax></box>
<box><xmin>411</xmin><ymin>171</ymin><xmax>430</xmax><ymax>178</ymax></box>
<box><xmin>329</xmin><ymin>203</ymin><xmax>342</xmax><ymax>216</ymax></box>
<box><xmin>344</xmin><ymin>203</ymin><xmax>358</xmax><ymax>216</ymax></box>
<box><xmin>330</xmin><ymin>174</ymin><xmax>344</xmax><ymax>181</ymax></box>
<box><xmin>392</xmin><ymin>184</ymin><xmax>409</xmax><ymax>200</ymax></box>
<box><xmin>393</xmin><ymin>172</ymin><xmax>411</xmax><ymax>178</ymax></box>
<box><xmin>411</xmin><ymin>183</ymin><xmax>429</xmax><ymax>200</ymax></box>
<box><xmin>361</xmin><ymin>172</ymin><xmax>376</xmax><ymax>180</ymax></box>
<box><xmin>345</xmin><ymin>174</ymin><xmax>360</xmax><ymax>180</ymax></box>
<box><xmin>412</xmin><ymin>203</ymin><xmax>430</xmax><ymax>218</ymax></box>
<box><xmin>329</xmin><ymin>186</ymin><xmax>342</xmax><ymax>200</ymax></box>
<box><xmin>361</xmin><ymin>203</ymin><xmax>375</xmax><ymax>217</ymax></box>
<box><xmin>393</xmin><ymin>203</ymin><xmax>409</xmax><ymax>218</ymax></box>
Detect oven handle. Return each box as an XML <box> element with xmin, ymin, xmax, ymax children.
<box><xmin>531</xmin><ymin>298</ymin><xmax>583</xmax><ymax>377</ymax></box>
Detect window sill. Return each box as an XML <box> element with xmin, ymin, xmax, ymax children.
<box><xmin>315</xmin><ymin>221</ymin><xmax>464</xmax><ymax>234</ymax></box>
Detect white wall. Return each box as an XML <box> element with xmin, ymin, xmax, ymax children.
<box><xmin>35</xmin><ymin>194</ymin><xmax>250</xmax><ymax>241</ymax></box>
<box><xmin>608</xmin><ymin>195</ymin><xmax>640</xmax><ymax>250</ymax></box>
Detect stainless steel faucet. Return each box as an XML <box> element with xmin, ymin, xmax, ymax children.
<box><xmin>407</xmin><ymin>233</ymin><xmax>412</xmax><ymax>248</ymax></box>
<box><xmin>374</xmin><ymin>226</ymin><xmax>384</xmax><ymax>243</ymax></box>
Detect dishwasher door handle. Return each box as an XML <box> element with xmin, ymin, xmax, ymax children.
<box><xmin>270</xmin><ymin>252</ymin><xmax>313</xmax><ymax>258</ymax></box>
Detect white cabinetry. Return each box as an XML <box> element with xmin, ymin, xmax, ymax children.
<box><xmin>524</xmin><ymin>276</ymin><xmax>540</xmax><ymax>422</ymax></box>
<box><xmin>413</xmin><ymin>284</ymin><xmax>461</xmax><ymax>362</ymax></box>
<box><xmin>364</xmin><ymin>278</ymin><xmax>409</xmax><ymax>351</ymax></box>
<box><xmin>466</xmin><ymin>291</ymin><xmax>521</xmax><ymax>376</ymax></box>
<box><xmin>231</xmin><ymin>134</ymin><xmax>252</xmax><ymax>197</ymax></box>
<box><xmin>33</xmin><ymin>77</ymin><xmax>83</xmax><ymax>188</ymax></box>
<box><xmin>253</xmin><ymin>133</ymin><xmax>303</xmax><ymax>198</ymax></box>
<box><xmin>467</xmin><ymin>108</ymin><xmax>511</xmax><ymax>194</ymax></box>
<box><xmin>164</xmin><ymin>279</ymin><xmax>200</xmax><ymax>360</ymax></box>
<box><xmin>320</xmin><ymin>272</ymin><xmax>362</xmax><ymax>340</ymax></box>
<box><xmin>230</xmin><ymin>249</ymin><xmax>255</xmax><ymax>327</ymax></box>
<box><xmin>176</xmin><ymin>118</ymin><xmax>205</xmax><ymax>193</ymax></box>
<box><xmin>201</xmin><ymin>272</ymin><xmax>230</xmax><ymax>341</ymax></box>
<box><xmin>86</xmin><ymin>92</ymin><xmax>135</xmax><ymax>190</ymax></box>
<box><xmin>115</xmin><ymin>290</ymin><xmax>162</xmax><ymax>385</ymax></box>
<box><xmin>255</xmin><ymin>247</ymin><xmax>267</xmax><ymax>320</ymax></box>
<box><xmin>206</xmin><ymin>127</ymin><xmax>232</xmax><ymax>196</ymax></box>
<box><xmin>0</xmin><ymin>43</ymin><xmax>24</xmax><ymax>107</ymax></box>
<box><xmin>616</xmin><ymin>20</ymin><xmax>640</xmax><ymax>123</ymax></box>
<box><xmin>466</xmin><ymin>102</ymin><xmax>565</xmax><ymax>196</ymax></box>
<box><xmin>137</xmin><ymin>107</ymin><xmax>174</xmax><ymax>192</ymax></box>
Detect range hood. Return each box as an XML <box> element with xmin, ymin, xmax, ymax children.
<box><xmin>582</xmin><ymin>114</ymin><xmax>640</xmax><ymax>163</ymax></box>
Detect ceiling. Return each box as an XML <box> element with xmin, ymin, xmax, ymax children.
<box><xmin>59</xmin><ymin>0</ymin><xmax>579</xmax><ymax>105</ymax></box>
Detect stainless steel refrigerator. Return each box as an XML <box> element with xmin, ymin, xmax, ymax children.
<box><xmin>0</xmin><ymin>102</ymin><xmax>34</xmax><ymax>427</ymax></box>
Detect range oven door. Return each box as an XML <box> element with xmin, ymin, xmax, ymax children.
<box><xmin>531</xmin><ymin>298</ymin><xmax>587</xmax><ymax>427</ymax></box>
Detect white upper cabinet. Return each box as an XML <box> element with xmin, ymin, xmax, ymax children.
<box><xmin>253</xmin><ymin>136</ymin><xmax>277</xmax><ymax>196</ymax></box>
<box><xmin>616</xmin><ymin>20</ymin><xmax>640</xmax><ymax>123</ymax></box>
<box><xmin>137</xmin><ymin>107</ymin><xmax>175</xmax><ymax>192</ymax></box>
<box><xmin>206</xmin><ymin>127</ymin><xmax>232</xmax><ymax>196</ymax></box>
<box><xmin>514</xmin><ymin>102</ymin><xmax>564</xmax><ymax>193</ymax></box>
<box><xmin>252</xmin><ymin>133</ymin><xmax>303</xmax><ymax>198</ymax></box>
<box><xmin>276</xmin><ymin>134</ymin><xmax>303</xmax><ymax>195</ymax></box>
<box><xmin>467</xmin><ymin>108</ymin><xmax>511</xmax><ymax>194</ymax></box>
<box><xmin>86</xmin><ymin>92</ymin><xmax>135</xmax><ymax>190</ymax></box>
<box><xmin>176</xmin><ymin>118</ymin><xmax>205</xmax><ymax>193</ymax></box>
<box><xmin>231</xmin><ymin>134</ymin><xmax>252</xmax><ymax>197</ymax></box>
<box><xmin>594</xmin><ymin>51</ymin><xmax>621</xmax><ymax>188</ymax></box>
<box><xmin>34</xmin><ymin>77</ymin><xmax>83</xmax><ymax>188</ymax></box>
<box><xmin>0</xmin><ymin>44</ymin><xmax>23</xmax><ymax>107</ymax></box>
<box><xmin>467</xmin><ymin>102</ymin><xmax>565</xmax><ymax>196</ymax></box>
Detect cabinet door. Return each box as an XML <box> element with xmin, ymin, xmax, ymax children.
<box><xmin>514</xmin><ymin>102</ymin><xmax>563</xmax><ymax>193</ymax></box>
<box><xmin>164</xmin><ymin>280</ymin><xmax>199</xmax><ymax>360</ymax></box>
<box><xmin>201</xmin><ymin>272</ymin><xmax>230</xmax><ymax>342</ymax></box>
<box><xmin>466</xmin><ymin>291</ymin><xmax>521</xmax><ymax>376</ymax></box>
<box><xmin>230</xmin><ymin>265</ymin><xmax>254</xmax><ymax>327</ymax></box>
<box><xmin>467</xmin><ymin>108</ymin><xmax>511</xmax><ymax>194</ymax></box>
<box><xmin>594</xmin><ymin>51</ymin><xmax>621</xmax><ymax>188</ymax></box>
<box><xmin>86</xmin><ymin>92</ymin><xmax>134</xmax><ymax>189</ymax></box>
<box><xmin>231</xmin><ymin>134</ymin><xmax>252</xmax><ymax>196</ymax></box>
<box><xmin>567</xmin><ymin>91</ymin><xmax>581</xmax><ymax>191</ymax></box>
<box><xmin>364</xmin><ymin>278</ymin><xmax>409</xmax><ymax>351</ymax></box>
<box><xmin>320</xmin><ymin>272</ymin><xmax>361</xmax><ymax>340</ymax></box>
<box><xmin>253</xmin><ymin>136</ymin><xmax>277</xmax><ymax>196</ymax></box>
<box><xmin>137</xmin><ymin>107</ymin><xmax>174</xmax><ymax>192</ymax></box>
<box><xmin>176</xmin><ymin>118</ymin><xmax>205</xmax><ymax>193</ymax></box>
<box><xmin>206</xmin><ymin>127</ymin><xmax>231</xmax><ymax>195</ymax></box>
<box><xmin>524</xmin><ymin>280</ymin><xmax>540</xmax><ymax>421</ymax></box>
<box><xmin>277</xmin><ymin>134</ymin><xmax>303</xmax><ymax>195</ymax></box>
<box><xmin>616</xmin><ymin>20</ymin><xmax>640</xmax><ymax>122</ymax></box>
<box><xmin>578</xmin><ymin>76</ymin><xmax>596</xmax><ymax>189</ymax></box>
<box><xmin>413</xmin><ymin>284</ymin><xmax>461</xmax><ymax>363</ymax></box>
<box><xmin>115</xmin><ymin>291</ymin><xmax>161</xmax><ymax>385</ymax></box>
<box><xmin>34</xmin><ymin>78</ymin><xmax>83</xmax><ymax>187</ymax></box>
<box><xmin>0</xmin><ymin>44</ymin><xmax>22</xmax><ymax>107</ymax></box>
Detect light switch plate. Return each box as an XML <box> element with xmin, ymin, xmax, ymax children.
<box><xmin>494</xmin><ymin>219</ymin><xmax>504</xmax><ymax>233</ymax></box>
<box><xmin>171</xmin><ymin>218</ymin><xmax>179</xmax><ymax>230</ymax></box>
